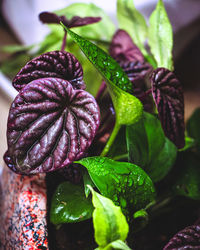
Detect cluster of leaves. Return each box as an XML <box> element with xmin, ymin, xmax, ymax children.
<box><xmin>3</xmin><ymin>0</ymin><xmax>200</xmax><ymax>249</ymax></box>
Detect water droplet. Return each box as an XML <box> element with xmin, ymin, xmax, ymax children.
<box><xmin>128</xmin><ymin>179</ymin><xmax>133</xmax><ymax>187</ymax></box>
<box><xmin>120</xmin><ymin>197</ymin><xmax>127</xmax><ymax>208</ymax></box>
<box><xmin>113</xmin><ymin>194</ymin><xmax>118</xmax><ymax>201</ymax></box>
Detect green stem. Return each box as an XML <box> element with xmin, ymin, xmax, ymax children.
<box><xmin>113</xmin><ymin>153</ymin><xmax>128</xmax><ymax>161</ymax></box>
<box><xmin>101</xmin><ymin>122</ymin><xmax>121</xmax><ymax>157</ymax></box>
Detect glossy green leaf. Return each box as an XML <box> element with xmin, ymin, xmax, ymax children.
<box><xmin>186</xmin><ymin>108</ymin><xmax>200</xmax><ymax>149</ymax></box>
<box><xmin>102</xmin><ymin>240</ymin><xmax>132</xmax><ymax>250</ymax></box>
<box><xmin>76</xmin><ymin>157</ymin><xmax>156</xmax><ymax>214</ymax></box>
<box><xmin>49</xmin><ymin>3</ymin><xmax>115</xmax><ymax>42</ymax></box>
<box><xmin>88</xmin><ymin>186</ymin><xmax>129</xmax><ymax>248</ymax></box>
<box><xmin>126</xmin><ymin>112</ymin><xmax>177</xmax><ymax>182</ymax></box>
<box><xmin>173</xmin><ymin>153</ymin><xmax>200</xmax><ymax>200</ymax></box>
<box><xmin>148</xmin><ymin>0</ymin><xmax>173</xmax><ymax>70</ymax></box>
<box><xmin>63</xmin><ymin>25</ymin><xmax>133</xmax><ymax>93</ymax></box>
<box><xmin>117</xmin><ymin>0</ymin><xmax>148</xmax><ymax>56</ymax></box>
<box><xmin>64</xmin><ymin>25</ymin><xmax>143</xmax><ymax>127</ymax></box>
<box><xmin>50</xmin><ymin>182</ymin><xmax>93</xmax><ymax>224</ymax></box>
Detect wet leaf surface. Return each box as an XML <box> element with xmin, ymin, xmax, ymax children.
<box><xmin>5</xmin><ymin>77</ymin><xmax>100</xmax><ymax>174</ymax></box>
<box><xmin>12</xmin><ymin>51</ymin><xmax>85</xmax><ymax>91</ymax></box>
<box><xmin>50</xmin><ymin>182</ymin><xmax>93</xmax><ymax>224</ymax></box>
<box><xmin>77</xmin><ymin>157</ymin><xmax>156</xmax><ymax>215</ymax></box>
<box><xmin>150</xmin><ymin>67</ymin><xmax>185</xmax><ymax>148</ymax></box>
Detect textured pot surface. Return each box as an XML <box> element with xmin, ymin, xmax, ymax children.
<box><xmin>0</xmin><ymin>166</ymin><xmax>48</xmax><ymax>249</ymax></box>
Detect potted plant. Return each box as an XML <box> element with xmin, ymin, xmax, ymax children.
<box><xmin>0</xmin><ymin>0</ymin><xmax>200</xmax><ymax>249</ymax></box>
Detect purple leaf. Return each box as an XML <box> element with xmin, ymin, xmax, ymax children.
<box><xmin>120</xmin><ymin>60</ymin><xmax>152</xmax><ymax>83</ymax></box>
<box><xmin>150</xmin><ymin>68</ymin><xmax>185</xmax><ymax>148</ymax></box>
<box><xmin>12</xmin><ymin>51</ymin><xmax>85</xmax><ymax>91</ymax></box>
<box><xmin>164</xmin><ymin>225</ymin><xmax>200</xmax><ymax>250</ymax></box>
<box><xmin>109</xmin><ymin>29</ymin><xmax>144</xmax><ymax>63</ymax></box>
<box><xmin>4</xmin><ymin>77</ymin><xmax>100</xmax><ymax>174</ymax></box>
<box><xmin>39</xmin><ymin>11</ymin><xmax>101</xmax><ymax>28</ymax></box>
<box><xmin>39</xmin><ymin>12</ymin><xmax>61</xmax><ymax>24</ymax></box>
<box><xmin>67</xmin><ymin>16</ymin><xmax>101</xmax><ymax>28</ymax></box>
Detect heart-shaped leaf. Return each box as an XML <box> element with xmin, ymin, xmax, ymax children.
<box><xmin>77</xmin><ymin>157</ymin><xmax>156</xmax><ymax>214</ymax></box>
<box><xmin>109</xmin><ymin>29</ymin><xmax>144</xmax><ymax>63</ymax></box>
<box><xmin>150</xmin><ymin>67</ymin><xmax>185</xmax><ymax>149</ymax></box>
<box><xmin>50</xmin><ymin>182</ymin><xmax>93</xmax><ymax>224</ymax></box>
<box><xmin>126</xmin><ymin>112</ymin><xmax>177</xmax><ymax>182</ymax></box>
<box><xmin>5</xmin><ymin>77</ymin><xmax>100</xmax><ymax>174</ymax></box>
<box><xmin>12</xmin><ymin>51</ymin><xmax>85</xmax><ymax>91</ymax></box>
<box><xmin>164</xmin><ymin>224</ymin><xmax>200</xmax><ymax>250</ymax></box>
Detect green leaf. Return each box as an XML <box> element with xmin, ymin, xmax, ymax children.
<box><xmin>50</xmin><ymin>3</ymin><xmax>115</xmax><ymax>42</ymax></box>
<box><xmin>148</xmin><ymin>0</ymin><xmax>173</xmax><ymax>70</ymax></box>
<box><xmin>102</xmin><ymin>240</ymin><xmax>132</xmax><ymax>250</ymax></box>
<box><xmin>76</xmin><ymin>157</ymin><xmax>156</xmax><ymax>214</ymax></box>
<box><xmin>0</xmin><ymin>44</ymin><xmax>34</xmax><ymax>54</ymax></box>
<box><xmin>179</xmin><ymin>136</ymin><xmax>195</xmax><ymax>152</ymax></box>
<box><xmin>88</xmin><ymin>186</ymin><xmax>129</xmax><ymax>248</ymax></box>
<box><xmin>83</xmin><ymin>170</ymin><xmax>95</xmax><ymax>198</ymax></box>
<box><xmin>63</xmin><ymin>26</ymin><xmax>143</xmax><ymax>124</ymax></box>
<box><xmin>126</xmin><ymin>112</ymin><xmax>177</xmax><ymax>182</ymax></box>
<box><xmin>186</xmin><ymin>108</ymin><xmax>200</xmax><ymax>149</ymax></box>
<box><xmin>173</xmin><ymin>153</ymin><xmax>200</xmax><ymax>200</ymax></box>
<box><xmin>63</xmin><ymin>25</ymin><xmax>133</xmax><ymax>94</ymax></box>
<box><xmin>50</xmin><ymin>182</ymin><xmax>93</xmax><ymax>224</ymax></box>
<box><xmin>117</xmin><ymin>0</ymin><xmax>148</xmax><ymax>56</ymax></box>
<box><xmin>108</xmin><ymin>126</ymin><xmax>128</xmax><ymax>160</ymax></box>
<box><xmin>133</xmin><ymin>209</ymin><xmax>149</xmax><ymax>231</ymax></box>
<box><xmin>0</xmin><ymin>53</ymin><xmax>32</xmax><ymax>79</ymax></box>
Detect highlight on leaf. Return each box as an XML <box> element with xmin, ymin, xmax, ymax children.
<box><xmin>150</xmin><ymin>67</ymin><xmax>185</xmax><ymax>148</ymax></box>
<box><xmin>5</xmin><ymin>77</ymin><xmax>100</xmax><ymax>174</ymax></box>
<box><xmin>12</xmin><ymin>51</ymin><xmax>85</xmax><ymax>91</ymax></box>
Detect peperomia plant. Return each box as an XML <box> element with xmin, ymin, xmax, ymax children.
<box><xmin>2</xmin><ymin>0</ymin><xmax>200</xmax><ymax>249</ymax></box>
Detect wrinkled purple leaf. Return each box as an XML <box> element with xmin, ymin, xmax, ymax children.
<box><xmin>164</xmin><ymin>224</ymin><xmax>200</xmax><ymax>250</ymax></box>
<box><xmin>150</xmin><ymin>68</ymin><xmax>185</xmax><ymax>148</ymax></box>
<box><xmin>5</xmin><ymin>77</ymin><xmax>100</xmax><ymax>174</ymax></box>
<box><xmin>12</xmin><ymin>51</ymin><xmax>85</xmax><ymax>91</ymax></box>
<box><xmin>121</xmin><ymin>60</ymin><xmax>152</xmax><ymax>83</ymax></box>
<box><xmin>109</xmin><ymin>29</ymin><xmax>144</xmax><ymax>63</ymax></box>
<box><xmin>39</xmin><ymin>11</ymin><xmax>101</xmax><ymax>28</ymax></box>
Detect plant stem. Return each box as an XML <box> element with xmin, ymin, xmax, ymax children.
<box><xmin>113</xmin><ymin>153</ymin><xmax>128</xmax><ymax>161</ymax></box>
<box><xmin>61</xmin><ymin>31</ymin><xmax>67</xmax><ymax>52</ymax></box>
<box><xmin>100</xmin><ymin>122</ymin><xmax>121</xmax><ymax>157</ymax></box>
